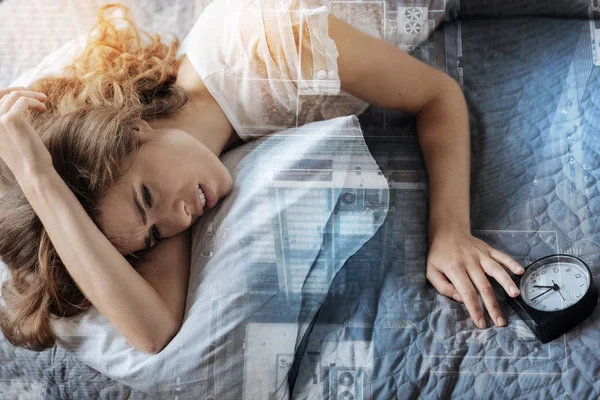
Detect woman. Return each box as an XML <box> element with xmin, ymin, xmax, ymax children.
<box><xmin>0</xmin><ymin>3</ymin><xmax>525</xmax><ymax>354</ymax></box>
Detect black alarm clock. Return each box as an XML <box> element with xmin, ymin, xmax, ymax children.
<box><xmin>504</xmin><ymin>254</ymin><xmax>598</xmax><ymax>343</ymax></box>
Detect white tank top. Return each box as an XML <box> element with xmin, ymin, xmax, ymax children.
<box><xmin>176</xmin><ymin>0</ymin><xmax>371</xmax><ymax>141</ymax></box>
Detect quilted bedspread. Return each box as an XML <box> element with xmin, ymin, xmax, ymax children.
<box><xmin>2</xmin><ymin>0</ymin><xmax>600</xmax><ymax>399</ymax></box>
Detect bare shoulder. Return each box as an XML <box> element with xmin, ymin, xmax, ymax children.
<box><xmin>174</xmin><ymin>54</ymin><xmax>245</xmax><ymax>150</ymax></box>
<box><xmin>175</xmin><ymin>55</ymin><xmax>207</xmax><ymax>102</ymax></box>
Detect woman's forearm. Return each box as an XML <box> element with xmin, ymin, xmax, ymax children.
<box><xmin>415</xmin><ymin>80</ymin><xmax>471</xmax><ymax>242</ymax></box>
<box><xmin>414</xmin><ymin>79</ymin><xmax>524</xmax><ymax>328</ymax></box>
<box><xmin>20</xmin><ymin>168</ymin><xmax>177</xmax><ymax>353</ymax></box>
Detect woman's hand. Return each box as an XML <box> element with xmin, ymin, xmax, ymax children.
<box><xmin>426</xmin><ymin>226</ymin><xmax>525</xmax><ymax>329</ymax></box>
<box><xmin>0</xmin><ymin>87</ymin><xmax>52</xmax><ymax>181</ymax></box>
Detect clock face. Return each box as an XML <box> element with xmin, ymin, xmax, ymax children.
<box><xmin>521</xmin><ymin>260</ymin><xmax>591</xmax><ymax>311</ymax></box>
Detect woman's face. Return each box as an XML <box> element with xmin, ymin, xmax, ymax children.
<box><xmin>97</xmin><ymin>119</ymin><xmax>233</xmax><ymax>254</ymax></box>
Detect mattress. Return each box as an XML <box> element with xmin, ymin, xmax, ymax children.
<box><xmin>2</xmin><ymin>0</ymin><xmax>600</xmax><ymax>399</ymax></box>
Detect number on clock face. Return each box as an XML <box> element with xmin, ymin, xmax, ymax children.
<box><xmin>521</xmin><ymin>262</ymin><xmax>590</xmax><ymax>311</ymax></box>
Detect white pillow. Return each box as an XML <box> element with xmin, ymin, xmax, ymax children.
<box><xmin>8</xmin><ymin>35</ymin><xmax>86</xmax><ymax>88</ymax></box>
<box><xmin>1</xmin><ymin>112</ymin><xmax>387</xmax><ymax>397</ymax></box>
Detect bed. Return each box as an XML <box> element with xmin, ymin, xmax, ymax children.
<box><xmin>1</xmin><ymin>0</ymin><xmax>600</xmax><ymax>399</ymax></box>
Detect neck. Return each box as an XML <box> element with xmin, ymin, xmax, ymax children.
<box><xmin>147</xmin><ymin>95</ymin><xmax>237</xmax><ymax>157</ymax></box>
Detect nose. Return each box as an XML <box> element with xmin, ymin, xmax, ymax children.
<box><xmin>158</xmin><ymin>198</ymin><xmax>192</xmax><ymax>237</ymax></box>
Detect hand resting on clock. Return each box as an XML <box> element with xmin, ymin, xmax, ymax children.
<box><xmin>426</xmin><ymin>227</ymin><xmax>525</xmax><ymax>329</ymax></box>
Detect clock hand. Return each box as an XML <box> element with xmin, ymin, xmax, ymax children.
<box><xmin>533</xmin><ymin>285</ymin><xmax>555</xmax><ymax>289</ymax></box>
<box><xmin>552</xmin><ymin>280</ymin><xmax>566</xmax><ymax>302</ymax></box>
<box><xmin>530</xmin><ymin>287</ymin><xmax>553</xmax><ymax>301</ymax></box>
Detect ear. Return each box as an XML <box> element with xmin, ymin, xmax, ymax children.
<box><xmin>137</xmin><ymin>119</ymin><xmax>153</xmax><ymax>131</ymax></box>
<box><xmin>134</xmin><ymin>119</ymin><xmax>154</xmax><ymax>141</ymax></box>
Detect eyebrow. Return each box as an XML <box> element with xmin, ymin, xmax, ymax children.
<box><xmin>133</xmin><ymin>186</ymin><xmax>152</xmax><ymax>250</ymax></box>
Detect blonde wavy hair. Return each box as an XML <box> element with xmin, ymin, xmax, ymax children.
<box><xmin>0</xmin><ymin>3</ymin><xmax>191</xmax><ymax>351</ymax></box>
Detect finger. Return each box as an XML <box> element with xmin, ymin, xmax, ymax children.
<box><xmin>2</xmin><ymin>96</ymin><xmax>46</xmax><ymax>117</ymax></box>
<box><xmin>0</xmin><ymin>90</ymin><xmax>46</xmax><ymax>101</ymax></box>
<box><xmin>465</xmin><ymin>263</ymin><xmax>505</xmax><ymax>328</ymax></box>
<box><xmin>0</xmin><ymin>91</ymin><xmax>46</xmax><ymax>115</ymax></box>
<box><xmin>481</xmin><ymin>256</ymin><xmax>520</xmax><ymax>298</ymax></box>
<box><xmin>444</xmin><ymin>263</ymin><xmax>486</xmax><ymax>329</ymax></box>
<box><xmin>0</xmin><ymin>86</ymin><xmax>27</xmax><ymax>98</ymax></box>
<box><xmin>0</xmin><ymin>91</ymin><xmax>47</xmax><ymax>112</ymax></box>
<box><xmin>427</xmin><ymin>266</ymin><xmax>463</xmax><ymax>302</ymax></box>
<box><xmin>489</xmin><ymin>249</ymin><xmax>524</xmax><ymax>275</ymax></box>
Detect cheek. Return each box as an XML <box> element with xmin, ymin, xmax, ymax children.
<box><xmin>192</xmin><ymin>147</ymin><xmax>221</xmax><ymax>174</ymax></box>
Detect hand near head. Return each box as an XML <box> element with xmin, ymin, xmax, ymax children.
<box><xmin>426</xmin><ymin>227</ymin><xmax>525</xmax><ymax>329</ymax></box>
<box><xmin>0</xmin><ymin>87</ymin><xmax>52</xmax><ymax>181</ymax></box>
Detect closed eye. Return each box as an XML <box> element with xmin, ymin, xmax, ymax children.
<box><xmin>143</xmin><ymin>185</ymin><xmax>152</xmax><ymax>207</ymax></box>
<box><xmin>143</xmin><ymin>185</ymin><xmax>162</xmax><ymax>246</ymax></box>
<box><xmin>152</xmin><ymin>225</ymin><xmax>162</xmax><ymax>244</ymax></box>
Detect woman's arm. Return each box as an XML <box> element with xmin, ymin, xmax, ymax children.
<box><xmin>135</xmin><ymin>228</ymin><xmax>191</xmax><ymax>330</ymax></box>
<box><xmin>22</xmin><ymin>169</ymin><xmax>180</xmax><ymax>353</ymax></box>
<box><xmin>327</xmin><ymin>14</ymin><xmax>525</xmax><ymax>329</ymax></box>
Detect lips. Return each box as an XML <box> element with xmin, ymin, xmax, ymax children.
<box><xmin>193</xmin><ymin>186</ymin><xmax>204</xmax><ymax>217</ymax></box>
<box><xmin>199</xmin><ymin>184</ymin><xmax>217</xmax><ymax>209</ymax></box>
